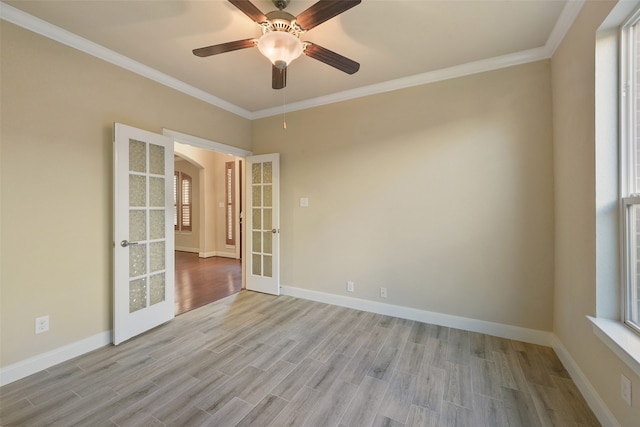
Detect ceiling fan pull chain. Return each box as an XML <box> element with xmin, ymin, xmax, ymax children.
<box><xmin>282</xmin><ymin>86</ymin><xmax>287</xmax><ymax>130</ymax></box>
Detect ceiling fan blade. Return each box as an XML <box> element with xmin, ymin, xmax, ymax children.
<box><xmin>304</xmin><ymin>43</ymin><xmax>360</xmax><ymax>74</ymax></box>
<box><xmin>295</xmin><ymin>0</ymin><xmax>361</xmax><ymax>31</ymax></box>
<box><xmin>228</xmin><ymin>0</ymin><xmax>267</xmax><ymax>23</ymax></box>
<box><xmin>272</xmin><ymin>65</ymin><xmax>287</xmax><ymax>90</ymax></box>
<box><xmin>193</xmin><ymin>39</ymin><xmax>256</xmax><ymax>57</ymax></box>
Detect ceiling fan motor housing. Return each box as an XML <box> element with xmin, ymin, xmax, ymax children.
<box><xmin>262</xmin><ymin>11</ymin><xmax>303</xmax><ymax>37</ymax></box>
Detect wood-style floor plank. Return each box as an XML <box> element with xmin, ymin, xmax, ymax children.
<box><xmin>0</xmin><ymin>291</ymin><xmax>600</xmax><ymax>427</ymax></box>
<box><xmin>234</xmin><ymin>394</ymin><xmax>288</xmax><ymax>427</ymax></box>
<box><xmin>303</xmin><ymin>379</ymin><xmax>359</xmax><ymax>426</ymax></box>
<box><xmin>269</xmin><ymin>386</ymin><xmax>318</xmax><ymax>427</ymax></box>
<box><xmin>340</xmin><ymin>376</ymin><xmax>389</xmax><ymax>427</ymax></box>
<box><xmin>174</xmin><ymin>251</ymin><xmax>242</xmax><ymax>315</ymax></box>
<box><xmin>413</xmin><ymin>365</ymin><xmax>446</xmax><ymax>412</ymax></box>
<box><xmin>377</xmin><ymin>369</ymin><xmax>417</xmax><ymax>424</ymax></box>
<box><xmin>406</xmin><ymin>404</ymin><xmax>440</xmax><ymax>427</ymax></box>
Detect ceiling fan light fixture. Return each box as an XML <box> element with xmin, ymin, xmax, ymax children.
<box><xmin>257</xmin><ymin>30</ymin><xmax>303</xmax><ymax>68</ymax></box>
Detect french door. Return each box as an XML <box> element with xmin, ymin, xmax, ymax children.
<box><xmin>246</xmin><ymin>154</ymin><xmax>280</xmax><ymax>295</ymax></box>
<box><xmin>113</xmin><ymin>123</ymin><xmax>175</xmax><ymax>345</ymax></box>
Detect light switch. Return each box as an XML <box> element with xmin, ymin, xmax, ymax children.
<box><xmin>300</xmin><ymin>197</ymin><xmax>309</xmax><ymax>208</ymax></box>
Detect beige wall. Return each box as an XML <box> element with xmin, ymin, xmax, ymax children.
<box><xmin>174</xmin><ymin>158</ymin><xmax>201</xmax><ymax>252</ymax></box>
<box><xmin>0</xmin><ymin>22</ymin><xmax>250</xmax><ymax>366</ymax></box>
<box><xmin>552</xmin><ymin>1</ymin><xmax>640</xmax><ymax>425</ymax></box>
<box><xmin>252</xmin><ymin>60</ymin><xmax>555</xmax><ymax>331</ymax></box>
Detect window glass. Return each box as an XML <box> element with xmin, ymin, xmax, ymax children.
<box><xmin>621</xmin><ymin>11</ymin><xmax>640</xmax><ymax>333</ymax></box>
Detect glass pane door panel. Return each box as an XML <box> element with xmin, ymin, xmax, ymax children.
<box><xmin>252</xmin><ymin>254</ymin><xmax>262</xmax><ymax>275</ymax></box>
<box><xmin>264</xmin><ymin>209</ymin><xmax>272</xmax><ymax>230</ymax></box>
<box><xmin>149</xmin><ymin>210</ymin><xmax>165</xmax><ymax>240</ymax></box>
<box><xmin>252</xmin><ymin>231</ymin><xmax>262</xmax><ymax>253</ymax></box>
<box><xmin>129</xmin><ymin>244</ymin><xmax>147</xmax><ymax>277</ymax></box>
<box><xmin>150</xmin><ymin>241</ymin><xmax>165</xmax><ymax>272</ymax></box>
<box><xmin>263</xmin><ymin>185</ymin><xmax>272</xmax><ymax>207</ymax></box>
<box><xmin>149</xmin><ymin>144</ymin><xmax>165</xmax><ymax>175</ymax></box>
<box><xmin>252</xmin><ymin>185</ymin><xmax>262</xmax><ymax>207</ymax></box>
<box><xmin>129</xmin><ymin>278</ymin><xmax>147</xmax><ymax>313</ymax></box>
<box><xmin>130</xmin><ymin>175</ymin><xmax>146</xmax><ymax>207</ymax></box>
<box><xmin>149</xmin><ymin>177</ymin><xmax>165</xmax><ymax>207</ymax></box>
<box><xmin>252</xmin><ymin>163</ymin><xmax>262</xmax><ymax>184</ymax></box>
<box><xmin>149</xmin><ymin>273</ymin><xmax>165</xmax><ymax>305</ymax></box>
<box><xmin>263</xmin><ymin>255</ymin><xmax>272</xmax><ymax>277</ymax></box>
<box><xmin>129</xmin><ymin>139</ymin><xmax>146</xmax><ymax>173</ymax></box>
<box><xmin>129</xmin><ymin>210</ymin><xmax>146</xmax><ymax>242</ymax></box>
<box><xmin>263</xmin><ymin>231</ymin><xmax>272</xmax><ymax>255</ymax></box>
<box><xmin>263</xmin><ymin>162</ymin><xmax>272</xmax><ymax>183</ymax></box>
<box><xmin>252</xmin><ymin>208</ymin><xmax>261</xmax><ymax>230</ymax></box>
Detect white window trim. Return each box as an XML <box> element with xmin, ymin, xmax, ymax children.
<box><xmin>590</xmin><ymin>0</ymin><xmax>640</xmax><ymax>377</ymax></box>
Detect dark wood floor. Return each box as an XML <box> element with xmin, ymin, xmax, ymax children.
<box><xmin>0</xmin><ymin>291</ymin><xmax>601</xmax><ymax>426</ymax></box>
<box><xmin>175</xmin><ymin>252</ymin><xmax>242</xmax><ymax>315</ymax></box>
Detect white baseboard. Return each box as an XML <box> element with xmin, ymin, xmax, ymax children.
<box><xmin>0</xmin><ymin>331</ymin><xmax>112</xmax><ymax>387</ymax></box>
<box><xmin>279</xmin><ymin>285</ymin><xmax>553</xmax><ymax>346</ymax></box>
<box><xmin>551</xmin><ymin>336</ymin><xmax>620</xmax><ymax>427</ymax></box>
<box><xmin>215</xmin><ymin>251</ymin><xmax>237</xmax><ymax>259</ymax></box>
<box><xmin>179</xmin><ymin>249</ymin><xmax>237</xmax><ymax>258</ymax></box>
<box><xmin>175</xmin><ymin>246</ymin><xmax>198</xmax><ymax>253</ymax></box>
<box><xmin>198</xmin><ymin>251</ymin><xmax>237</xmax><ymax>259</ymax></box>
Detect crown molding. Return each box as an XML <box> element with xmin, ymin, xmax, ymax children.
<box><xmin>252</xmin><ymin>46</ymin><xmax>549</xmax><ymax>119</ymax></box>
<box><xmin>545</xmin><ymin>0</ymin><xmax>585</xmax><ymax>56</ymax></box>
<box><xmin>0</xmin><ymin>2</ymin><xmax>253</xmax><ymax>120</ymax></box>
<box><xmin>1</xmin><ymin>0</ymin><xmax>585</xmax><ymax>121</ymax></box>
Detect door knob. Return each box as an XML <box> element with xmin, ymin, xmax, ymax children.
<box><xmin>120</xmin><ymin>240</ymin><xmax>139</xmax><ymax>247</ymax></box>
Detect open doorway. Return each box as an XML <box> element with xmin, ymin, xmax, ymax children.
<box><xmin>172</xmin><ymin>136</ymin><xmax>246</xmax><ymax>315</ymax></box>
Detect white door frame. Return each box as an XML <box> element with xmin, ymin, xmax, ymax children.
<box><xmin>163</xmin><ymin>129</ymin><xmax>252</xmax><ymax>282</ymax></box>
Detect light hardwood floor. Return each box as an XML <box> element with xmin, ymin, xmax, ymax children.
<box><xmin>0</xmin><ymin>291</ymin><xmax>600</xmax><ymax>426</ymax></box>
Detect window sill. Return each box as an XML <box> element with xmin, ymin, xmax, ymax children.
<box><xmin>587</xmin><ymin>316</ymin><xmax>640</xmax><ymax>376</ymax></box>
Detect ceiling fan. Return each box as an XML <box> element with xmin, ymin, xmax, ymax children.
<box><xmin>193</xmin><ymin>0</ymin><xmax>361</xmax><ymax>89</ymax></box>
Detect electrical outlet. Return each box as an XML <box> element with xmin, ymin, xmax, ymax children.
<box><xmin>621</xmin><ymin>374</ymin><xmax>632</xmax><ymax>406</ymax></box>
<box><xmin>347</xmin><ymin>281</ymin><xmax>354</xmax><ymax>293</ymax></box>
<box><xmin>35</xmin><ymin>315</ymin><xmax>49</xmax><ymax>334</ymax></box>
<box><xmin>380</xmin><ymin>287</ymin><xmax>387</xmax><ymax>298</ymax></box>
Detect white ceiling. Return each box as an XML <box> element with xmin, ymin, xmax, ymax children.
<box><xmin>1</xmin><ymin>0</ymin><xmax>581</xmax><ymax>118</ymax></box>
